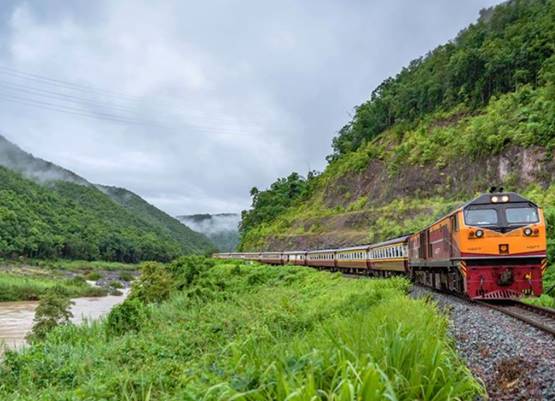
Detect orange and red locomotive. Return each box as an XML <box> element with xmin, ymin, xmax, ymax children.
<box><xmin>409</xmin><ymin>192</ymin><xmax>546</xmax><ymax>299</ymax></box>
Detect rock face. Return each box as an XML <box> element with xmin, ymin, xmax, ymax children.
<box><xmin>177</xmin><ymin>214</ymin><xmax>240</xmax><ymax>252</ymax></box>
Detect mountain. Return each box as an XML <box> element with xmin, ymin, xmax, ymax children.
<box><xmin>177</xmin><ymin>213</ymin><xmax>240</xmax><ymax>252</ymax></box>
<box><xmin>238</xmin><ymin>0</ymin><xmax>555</xmax><ymax>253</ymax></box>
<box><xmin>0</xmin><ymin>135</ymin><xmax>215</xmax><ymax>261</ymax></box>
<box><xmin>101</xmin><ymin>186</ymin><xmax>217</xmax><ymax>254</ymax></box>
<box><xmin>0</xmin><ymin>135</ymin><xmax>89</xmax><ymax>185</ymax></box>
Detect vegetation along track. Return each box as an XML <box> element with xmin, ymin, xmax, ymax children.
<box><xmin>346</xmin><ymin>273</ymin><xmax>555</xmax><ymax>336</ymax></box>
<box><xmin>478</xmin><ymin>300</ymin><xmax>555</xmax><ymax>337</ymax></box>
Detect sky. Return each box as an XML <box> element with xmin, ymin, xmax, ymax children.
<box><xmin>0</xmin><ymin>0</ymin><xmax>503</xmax><ymax>215</ymax></box>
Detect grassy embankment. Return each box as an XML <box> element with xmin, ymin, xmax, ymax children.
<box><xmin>0</xmin><ymin>273</ymin><xmax>105</xmax><ymax>302</ymax></box>
<box><xmin>0</xmin><ymin>259</ymin><xmax>484</xmax><ymax>400</ymax></box>
<box><xmin>0</xmin><ymin>259</ymin><xmax>138</xmax><ymax>301</ymax></box>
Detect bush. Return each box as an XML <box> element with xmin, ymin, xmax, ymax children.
<box><xmin>27</xmin><ymin>286</ymin><xmax>74</xmax><ymax>342</ymax></box>
<box><xmin>129</xmin><ymin>262</ymin><xmax>172</xmax><ymax>304</ymax></box>
<box><xmin>85</xmin><ymin>271</ymin><xmax>103</xmax><ymax>281</ymax></box>
<box><xmin>118</xmin><ymin>271</ymin><xmax>134</xmax><ymax>282</ymax></box>
<box><xmin>167</xmin><ymin>255</ymin><xmax>215</xmax><ymax>290</ymax></box>
<box><xmin>109</xmin><ymin>280</ymin><xmax>124</xmax><ymax>289</ymax></box>
<box><xmin>105</xmin><ymin>299</ymin><xmax>147</xmax><ymax>336</ymax></box>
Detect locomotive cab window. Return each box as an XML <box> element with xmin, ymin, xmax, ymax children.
<box><xmin>505</xmin><ymin>207</ymin><xmax>539</xmax><ymax>224</ymax></box>
<box><xmin>464</xmin><ymin>208</ymin><xmax>498</xmax><ymax>226</ymax></box>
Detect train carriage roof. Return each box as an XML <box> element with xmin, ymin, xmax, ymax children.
<box><xmin>368</xmin><ymin>235</ymin><xmax>411</xmax><ymax>249</ymax></box>
<box><xmin>335</xmin><ymin>244</ymin><xmax>371</xmax><ymax>252</ymax></box>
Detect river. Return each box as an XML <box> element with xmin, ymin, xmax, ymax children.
<box><xmin>0</xmin><ymin>291</ymin><xmax>128</xmax><ymax>353</ymax></box>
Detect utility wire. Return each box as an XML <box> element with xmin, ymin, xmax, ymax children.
<box><xmin>0</xmin><ymin>66</ymin><xmax>266</xmax><ymax>129</ymax></box>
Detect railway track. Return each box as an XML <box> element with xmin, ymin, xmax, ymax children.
<box><xmin>478</xmin><ymin>300</ymin><xmax>555</xmax><ymax>336</ymax></box>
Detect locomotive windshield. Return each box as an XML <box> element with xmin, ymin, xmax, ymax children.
<box><xmin>464</xmin><ymin>208</ymin><xmax>498</xmax><ymax>226</ymax></box>
<box><xmin>464</xmin><ymin>202</ymin><xmax>539</xmax><ymax>228</ymax></box>
<box><xmin>505</xmin><ymin>206</ymin><xmax>539</xmax><ymax>224</ymax></box>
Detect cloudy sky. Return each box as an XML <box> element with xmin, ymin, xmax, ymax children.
<box><xmin>0</xmin><ymin>0</ymin><xmax>502</xmax><ymax>215</ymax></box>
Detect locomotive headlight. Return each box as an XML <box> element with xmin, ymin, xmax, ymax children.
<box><xmin>501</xmin><ymin>195</ymin><xmax>509</xmax><ymax>202</ymax></box>
<box><xmin>523</xmin><ymin>227</ymin><xmax>533</xmax><ymax>236</ymax></box>
<box><xmin>491</xmin><ymin>196</ymin><xmax>499</xmax><ymax>203</ymax></box>
<box><xmin>475</xmin><ymin>229</ymin><xmax>484</xmax><ymax>238</ymax></box>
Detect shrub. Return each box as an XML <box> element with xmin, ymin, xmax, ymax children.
<box><xmin>105</xmin><ymin>299</ymin><xmax>147</xmax><ymax>336</ymax></box>
<box><xmin>118</xmin><ymin>271</ymin><xmax>134</xmax><ymax>282</ymax></box>
<box><xmin>85</xmin><ymin>271</ymin><xmax>103</xmax><ymax>281</ymax></box>
<box><xmin>129</xmin><ymin>262</ymin><xmax>172</xmax><ymax>304</ymax></box>
<box><xmin>27</xmin><ymin>286</ymin><xmax>74</xmax><ymax>342</ymax></box>
<box><xmin>167</xmin><ymin>255</ymin><xmax>215</xmax><ymax>290</ymax></box>
<box><xmin>109</xmin><ymin>280</ymin><xmax>124</xmax><ymax>289</ymax></box>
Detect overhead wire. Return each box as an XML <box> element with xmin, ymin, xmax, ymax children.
<box><xmin>0</xmin><ymin>64</ymin><xmax>266</xmax><ymax>129</ymax></box>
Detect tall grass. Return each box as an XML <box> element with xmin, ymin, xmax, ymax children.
<box><xmin>0</xmin><ymin>262</ymin><xmax>483</xmax><ymax>400</ymax></box>
<box><xmin>0</xmin><ymin>272</ymin><xmax>106</xmax><ymax>301</ymax></box>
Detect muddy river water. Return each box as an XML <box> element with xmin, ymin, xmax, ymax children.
<box><xmin>0</xmin><ymin>291</ymin><xmax>127</xmax><ymax>352</ymax></box>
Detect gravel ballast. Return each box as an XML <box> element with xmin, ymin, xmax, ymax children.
<box><xmin>411</xmin><ymin>286</ymin><xmax>555</xmax><ymax>401</ymax></box>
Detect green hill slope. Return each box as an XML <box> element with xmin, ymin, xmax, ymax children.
<box><xmin>99</xmin><ymin>185</ymin><xmax>215</xmax><ymax>254</ymax></box>
<box><xmin>239</xmin><ymin>0</ymin><xmax>555</xmax><ymax>253</ymax></box>
<box><xmin>0</xmin><ymin>167</ymin><xmax>213</xmax><ymax>262</ymax></box>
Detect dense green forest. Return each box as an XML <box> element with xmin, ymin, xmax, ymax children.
<box><xmin>328</xmin><ymin>0</ymin><xmax>555</xmax><ymax>160</ymax></box>
<box><xmin>239</xmin><ymin>0</ymin><xmax>555</xmax><ymax>251</ymax></box>
<box><xmin>0</xmin><ymin>167</ymin><xmax>214</xmax><ymax>262</ymax></box>
<box><xmin>98</xmin><ymin>186</ymin><xmax>215</xmax><ymax>254</ymax></box>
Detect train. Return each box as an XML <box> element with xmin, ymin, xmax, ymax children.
<box><xmin>215</xmin><ymin>192</ymin><xmax>547</xmax><ymax>300</ymax></box>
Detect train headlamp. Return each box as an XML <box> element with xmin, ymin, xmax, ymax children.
<box><xmin>475</xmin><ymin>229</ymin><xmax>484</xmax><ymax>238</ymax></box>
<box><xmin>523</xmin><ymin>227</ymin><xmax>533</xmax><ymax>236</ymax></box>
<box><xmin>501</xmin><ymin>195</ymin><xmax>509</xmax><ymax>202</ymax></box>
<box><xmin>491</xmin><ymin>196</ymin><xmax>499</xmax><ymax>203</ymax></box>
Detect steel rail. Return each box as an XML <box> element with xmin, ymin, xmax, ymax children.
<box><xmin>476</xmin><ymin>300</ymin><xmax>555</xmax><ymax>336</ymax></box>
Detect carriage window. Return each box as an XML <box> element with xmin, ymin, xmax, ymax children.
<box><xmin>464</xmin><ymin>208</ymin><xmax>498</xmax><ymax>225</ymax></box>
<box><xmin>505</xmin><ymin>207</ymin><xmax>539</xmax><ymax>224</ymax></box>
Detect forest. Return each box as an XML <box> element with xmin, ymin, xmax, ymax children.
<box><xmin>0</xmin><ymin>167</ymin><xmax>214</xmax><ymax>262</ymax></box>
<box><xmin>328</xmin><ymin>0</ymin><xmax>555</xmax><ymax>160</ymax></box>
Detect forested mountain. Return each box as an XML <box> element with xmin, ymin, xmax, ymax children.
<box><xmin>239</xmin><ymin>0</ymin><xmax>555</xmax><ymax>252</ymax></box>
<box><xmin>101</xmin><ymin>186</ymin><xmax>216</xmax><ymax>254</ymax></box>
<box><xmin>177</xmin><ymin>213</ymin><xmax>240</xmax><ymax>252</ymax></box>
<box><xmin>0</xmin><ymin>136</ymin><xmax>215</xmax><ymax>262</ymax></box>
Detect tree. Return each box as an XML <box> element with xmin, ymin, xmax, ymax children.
<box><xmin>27</xmin><ymin>286</ymin><xmax>74</xmax><ymax>342</ymax></box>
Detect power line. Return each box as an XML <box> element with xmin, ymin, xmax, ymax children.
<box><xmin>0</xmin><ymin>64</ymin><xmax>265</xmax><ymax>126</ymax></box>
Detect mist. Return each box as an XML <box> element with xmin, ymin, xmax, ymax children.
<box><xmin>0</xmin><ymin>134</ymin><xmax>89</xmax><ymax>185</ymax></box>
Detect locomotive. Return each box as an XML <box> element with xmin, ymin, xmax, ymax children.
<box><xmin>215</xmin><ymin>192</ymin><xmax>547</xmax><ymax>300</ymax></box>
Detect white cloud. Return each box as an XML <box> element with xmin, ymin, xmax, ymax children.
<box><xmin>0</xmin><ymin>0</ymin><xmax>502</xmax><ymax>215</ymax></box>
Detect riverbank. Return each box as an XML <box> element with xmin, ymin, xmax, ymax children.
<box><xmin>0</xmin><ymin>259</ymin><xmax>138</xmax><ymax>302</ymax></box>
<box><xmin>0</xmin><ymin>259</ymin><xmax>484</xmax><ymax>400</ymax></box>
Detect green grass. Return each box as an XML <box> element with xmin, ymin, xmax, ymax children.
<box><xmin>39</xmin><ymin>259</ymin><xmax>138</xmax><ymax>272</ymax></box>
<box><xmin>0</xmin><ymin>272</ymin><xmax>107</xmax><ymax>302</ymax></box>
<box><xmin>0</xmin><ymin>260</ymin><xmax>483</xmax><ymax>400</ymax></box>
<box><xmin>525</xmin><ymin>265</ymin><xmax>555</xmax><ymax>308</ymax></box>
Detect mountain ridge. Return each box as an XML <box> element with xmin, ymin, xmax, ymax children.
<box><xmin>0</xmin><ymin>135</ymin><xmax>215</xmax><ymax>261</ymax></box>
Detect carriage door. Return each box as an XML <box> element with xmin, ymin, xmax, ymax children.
<box><xmin>419</xmin><ymin>231</ymin><xmax>427</xmax><ymax>260</ymax></box>
<box><xmin>450</xmin><ymin>215</ymin><xmax>458</xmax><ymax>257</ymax></box>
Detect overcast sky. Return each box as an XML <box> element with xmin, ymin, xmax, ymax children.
<box><xmin>0</xmin><ymin>0</ymin><xmax>502</xmax><ymax>215</ymax></box>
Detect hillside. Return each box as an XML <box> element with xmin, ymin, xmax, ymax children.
<box><xmin>239</xmin><ymin>0</ymin><xmax>555</xmax><ymax>254</ymax></box>
<box><xmin>0</xmin><ymin>137</ymin><xmax>215</xmax><ymax>261</ymax></box>
<box><xmin>100</xmin><ymin>186</ymin><xmax>216</xmax><ymax>254</ymax></box>
<box><xmin>177</xmin><ymin>213</ymin><xmax>240</xmax><ymax>252</ymax></box>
